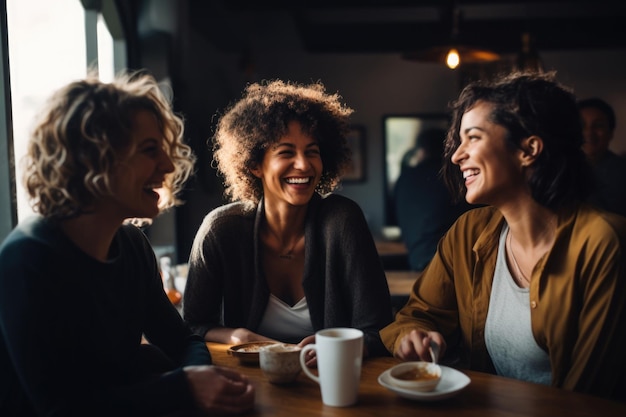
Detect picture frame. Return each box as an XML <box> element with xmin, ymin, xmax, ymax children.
<box><xmin>342</xmin><ymin>125</ymin><xmax>366</xmax><ymax>182</ymax></box>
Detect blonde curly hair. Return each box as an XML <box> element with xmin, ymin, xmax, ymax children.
<box><xmin>22</xmin><ymin>71</ymin><xmax>195</xmax><ymax>219</ymax></box>
<box><xmin>212</xmin><ymin>79</ymin><xmax>354</xmax><ymax>209</ymax></box>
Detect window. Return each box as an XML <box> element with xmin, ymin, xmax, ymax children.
<box><xmin>2</xmin><ymin>0</ymin><xmax>123</xmax><ymax>233</ymax></box>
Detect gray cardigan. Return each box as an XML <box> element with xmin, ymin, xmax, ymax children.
<box><xmin>183</xmin><ymin>193</ymin><xmax>392</xmax><ymax>356</ymax></box>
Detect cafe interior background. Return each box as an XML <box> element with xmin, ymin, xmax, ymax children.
<box><xmin>2</xmin><ymin>0</ymin><xmax>626</xmax><ymax>267</ymax></box>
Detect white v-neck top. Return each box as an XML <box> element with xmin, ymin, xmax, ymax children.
<box><xmin>257</xmin><ymin>294</ymin><xmax>315</xmax><ymax>343</ymax></box>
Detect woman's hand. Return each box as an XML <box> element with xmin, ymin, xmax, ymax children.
<box><xmin>205</xmin><ymin>327</ymin><xmax>276</xmax><ymax>344</ymax></box>
<box><xmin>396</xmin><ymin>329</ymin><xmax>446</xmax><ymax>362</ymax></box>
<box><xmin>184</xmin><ymin>365</ymin><xmax>255</xmax><ymax>414</ymax></box>
<box><xmin>297</xmin><ymin>335</ymin><xmax>317</xmax><ymax>367</ymax></box>
<box><xmin>229</xmin><ymin>328</ymin><xmax>275</xmax><ymax>344</ymax></box>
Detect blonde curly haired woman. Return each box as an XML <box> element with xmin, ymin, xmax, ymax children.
<box><xmin>0</xmin><ymin>72</ymin><xmax>254</xmax><ymax>416</ymax></box>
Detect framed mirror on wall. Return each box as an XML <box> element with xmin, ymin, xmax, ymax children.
<box><xmin>383</xmin><ymin>113</ymin><xmax>450</xmax><ymax>226</ymax></box>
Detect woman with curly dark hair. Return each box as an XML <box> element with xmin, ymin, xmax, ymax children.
<box><xmin>183</xmin><ymin>80</ymin><xmax>392</xmax><ymax>361</ymax></box>
<box><xmin>0</xmin><ymin>72</ymin><xmax>255</xmax><ymax>416</ymax></box>
<box><xmin>381</xmin><ymin>71</ymin><xmax>626</xmax><ymax>401</ymax></box>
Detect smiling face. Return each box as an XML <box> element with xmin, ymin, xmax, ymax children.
<box><xmin>252</xmin><ymin>120</ymin><xmax>322</xmax><ymax>209</ymax></box>
<box><xmin>101</xmin><ymin>109</ymin><xmax>175</xmax><ymax>222</ymax></box>
<box><xmin>580</xmin><ymin>106</ymin><xmax>613</xmax><ymax>163</ymax></box>
<box><xmin>451</xmin><ymin>101</ymin><xmax>526</xmax><ymax>207</ymax></box>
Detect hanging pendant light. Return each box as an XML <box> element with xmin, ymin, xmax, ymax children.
<box><xmin>516</xmin><ymin>32</ymin><xmax>544</xmax><ymax>73</ymax></box>
<box><xmin>403</xmin><ymin>5</ymin><xmax>500</xmax><ymax>69</ymax></box>
<box><xmin>446</xmin><ymin>48</ymin><xmax>460</xmax><ymax>69</ymax></box>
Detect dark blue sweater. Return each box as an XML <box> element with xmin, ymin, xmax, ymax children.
<box><xmin>0</xmin><ymin>216</ymin><xmax>211</xmax><ymax>416</ymax></box>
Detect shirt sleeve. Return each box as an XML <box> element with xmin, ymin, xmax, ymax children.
<box><xmin>322</xmin><ymin>196</ymin><xmax>394</xmax><ymax>357</ymax></box>
<box><xmin>379</xmin><ymin>215</ymin><xmax>465</xmax><ymax>357</ymax></box>
<box><xmin>557</xmin><ymin>217</ymin><xmax>626</xmax><ymax>398</ymax></box>
<box><xmin>0</xmin><ymin>225</ymin><xmax>212</xmax><ymax>416</ymax></box>
<box><xmin>183</xmin><ymin>214</ymin><xmax>227</xmax><ymax>339</ymax></box>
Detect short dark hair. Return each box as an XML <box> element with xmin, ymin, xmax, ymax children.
<box><xmin>442</xmin><ymin>71</ymin><xmax>593</xmax><ymax>210</ymax></box>
<box><xmin>416</xmin><ymin>127</ymin><xmax>446</xmax><ymax>156</ymax></box>
<box><xmin>577</xmin><ymin>97</ymin><xmax>616</xmax><ymax>131</ymax></box>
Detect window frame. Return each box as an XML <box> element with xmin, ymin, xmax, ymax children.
<box><xmin>0</xmin><ymin>0</ymin><xmax>17</xmax><ymax>241</ymax></box>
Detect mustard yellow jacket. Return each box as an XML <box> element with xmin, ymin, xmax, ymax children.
<box><xmin>380</xmin><ymin>204</ymin><xmax>626</xmax><ymax>400</ymax></box>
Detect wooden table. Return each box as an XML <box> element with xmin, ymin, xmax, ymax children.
<box><xmin>207</xmin><ymin>342</ymin><xmax>626</xmax><ymax>417</ymax></box>
<box><xmin>375</xmin><ymin>239</ymin><xmax>411</xmax><ymax>270</ymax></box>
<box><xmin>374</xmin><ymin>240</ymin><xmax>408</xmax><ymax>257</ymax></box>
<box><xmin>385</xmin><ymin>270</ymin><xmax>421</xmax><ymax>295</ymax></box>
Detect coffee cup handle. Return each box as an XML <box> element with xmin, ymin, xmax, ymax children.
<box><xmin>299</xmin><ymin>344</ymin><xmax>319</xmax><ymax>384</ymax></box>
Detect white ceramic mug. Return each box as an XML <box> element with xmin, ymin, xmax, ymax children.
<box><xmin>299</xmin><ymin>327</ymin><xmax>364</xmax><ymax>407</ymax></box>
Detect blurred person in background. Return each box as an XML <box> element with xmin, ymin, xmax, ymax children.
<box><xmin>578</xmin><ymin>97</ymin><xmax>626</xmax><ymax>217</ymax></box>
<box><xmin>394</xmin><ymin>127</ymin><xmax>473</xmax><ymax>271</ymax></box>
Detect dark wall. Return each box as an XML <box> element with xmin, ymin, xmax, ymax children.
<box><xmin>133</xmin><ymin>0</ymin><xmax>626</xmax><ymax>263</ymax></box>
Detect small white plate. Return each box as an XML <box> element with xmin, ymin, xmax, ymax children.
<box><xmin>378</xmin><ymin>365</ymin><xmax>470</xmax><ymax>401</ymax></box>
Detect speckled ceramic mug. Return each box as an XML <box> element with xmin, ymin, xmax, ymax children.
<box><xmin>259</xmin><ymin>343</ymin><xmax>302</xmax><ymax>384</ymax></box>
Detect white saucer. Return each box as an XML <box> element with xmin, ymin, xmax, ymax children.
<box><xmin>378</xmin><ymin>365</ymin><xmax>470</xmax><ymax>401</ymax></box>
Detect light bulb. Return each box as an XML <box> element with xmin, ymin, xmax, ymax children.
<box><xmin>446</xmin><ymin>48</ymin><xmax>460</xmax><ymax>69</ymax></box>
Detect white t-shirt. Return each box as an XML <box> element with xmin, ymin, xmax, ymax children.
<box><xmin>484</xmin><ymin>224</ymin><xmax>552</xmax><ymax>385</ymax></box>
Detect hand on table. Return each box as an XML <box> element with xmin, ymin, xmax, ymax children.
<box><xmin>228</xmin><ymin>328</ymin><xmax>276</xmax><ymax>345</ymax></box>
<box><xmin>203</xmin><ymin>326</ymin><xmax>275</xmax><ymax>345</ymax></box>
<box><xmin>297</xmin><ymin>335</ymin><xmax>317</xmax><ymax>367</ymax></box>
<box><xmin>184</xmin><ymin>365</ymin><xmax>255</xmax><ymax>414</ymax></box>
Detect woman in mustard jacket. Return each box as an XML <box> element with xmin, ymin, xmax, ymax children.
<box><xmin>380</xmin><ymin>71</ymin><xmax>626</xmax><ymax>402</ymax></box>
